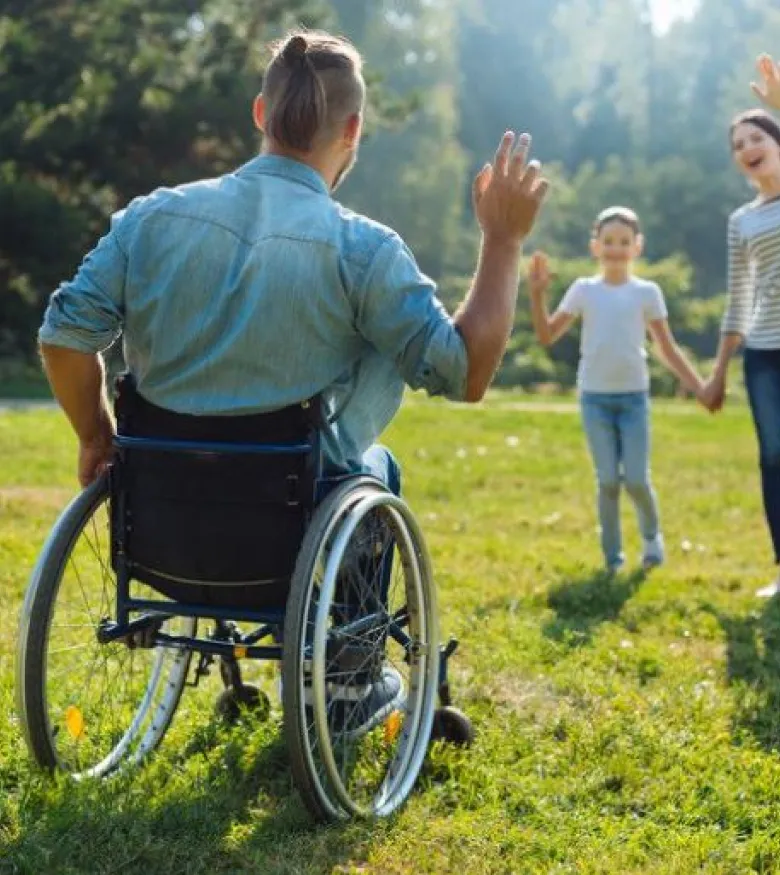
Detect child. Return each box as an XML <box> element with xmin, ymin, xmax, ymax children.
<box><xmin>527</xmin><ymin>206</ymin><xmax>710</xmax><ymax>572</ymax></box>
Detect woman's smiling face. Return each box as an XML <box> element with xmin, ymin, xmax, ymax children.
<box><xmin>731</xmin><ymin>121</ymin><xmax>780</xmax><ymax>183</ymax></box>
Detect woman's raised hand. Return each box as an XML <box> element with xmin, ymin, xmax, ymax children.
<box><xmin>752</xmin><ymin>54</ymin><xmax>780</xmax><ymax>112</ymax></box>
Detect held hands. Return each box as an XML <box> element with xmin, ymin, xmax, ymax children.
<box><xmin>752</xmin><ymin>54</ymin><xmax>780</xmax><ymax>111</ymax></box>
<box><xmin>697</xmin><ymin>372</ymin><xmax>727</xmax><ymax>414</ymax></box>
<box><xmin>472</xmin><ymin>132</ymin><xmax>549</xmax><ymax>248</ymax></box>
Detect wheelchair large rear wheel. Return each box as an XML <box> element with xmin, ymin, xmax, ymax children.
<box><xmin>282</xmin><ymin>477</ymin><xmax>439</xmax><ymax>821</ymax></box>
<box><xmin>16</xmin><ymin>473</ymin><xmax>194</xmax><ymax>778</ymax></box>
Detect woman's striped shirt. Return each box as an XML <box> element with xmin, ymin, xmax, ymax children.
<box><xmin>723</xmin><ymin>197</ymin><xmax>780</xmax><ymax>348</ymax></box>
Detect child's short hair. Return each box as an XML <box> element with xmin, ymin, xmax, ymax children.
<box><xmin>592</xmin><ymin>206</ymin><xmax>641</xmax><ymax>237</ymax></box>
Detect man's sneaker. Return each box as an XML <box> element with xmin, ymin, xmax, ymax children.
<box><xmin>642</xmin><ymin>534</ymin><xmax>665</xmax><ymax>571</ymax></box>
<box><xmin>329</xmin><ymin>665</ymin><xmax>405</xmax><ymax>740</ymax></box>
<box><xmin>303</xmin><ymin>665</ymin><xmax>405</xmax><ymax>741</ymax></box>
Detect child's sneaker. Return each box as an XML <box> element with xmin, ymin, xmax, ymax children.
<box><xmin>605</xmin><ymin>551</ymin><xmax>625</xmax><ymax>575</ymax></box>
<box><xmin>756</xmin><ymin>574</ymin><xmax>780</xmax><ymax>598</ymax></box>
<box><xmin>642</xmin><ymin>534</ymin><xmax>665</xmax><ymax>570</ymax></box>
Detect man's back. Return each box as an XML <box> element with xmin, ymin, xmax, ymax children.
<box><xmin>109</xmin><ymin>155</ymin><xmax>391</xmax><ymax>413</ymax></box>
<box><xmin>40</xmin><ymin>155</ymin><xmax>467</xmax><ymax>469</ymax></box>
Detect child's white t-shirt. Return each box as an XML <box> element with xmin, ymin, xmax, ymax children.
<box><xmin>556</xmin><ymin>275</ymin><xmax>668</xmax><ymax>393</ymax></box>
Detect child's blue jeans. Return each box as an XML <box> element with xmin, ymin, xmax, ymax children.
<box><xmin>580</xmin><ymin>391</ymin><xmax>661</xmax><ymax>567</ymax></box>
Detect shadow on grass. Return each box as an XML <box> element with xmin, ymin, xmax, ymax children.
<box><xmin>1</xmin><ymin>715</ymin><xmax>374</xmax><ymax>875</ymax></box>
<box><xmin>543</xmin><ymin>568</ymin><xmax>647</xmax><ymax>648</ymax></box>
<box><xmin>703</xmin><ymin>598</ymin><xmax>780</xmax><ymax>752</ymax></box>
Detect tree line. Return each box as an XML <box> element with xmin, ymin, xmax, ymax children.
<box><xmin>2</xmin><ymin>0</ymin><xmax>777</xmax><ymax>390</ymax></box>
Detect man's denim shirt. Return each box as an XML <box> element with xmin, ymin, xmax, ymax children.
<box><xmin>39</xmin><ymin>155</ymin><xmax>468</xmax><ymax>470</ymax></box>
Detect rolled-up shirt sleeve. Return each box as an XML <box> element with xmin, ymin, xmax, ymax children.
<box><xmin>38</xmin><ymin>211</ymin><xmax>128</xmax><ymax>353</ymax></box>
<box><xmin>355</xmin><ymin>234</ymin><xmax>467</xmax><ymax>401</ymax></box>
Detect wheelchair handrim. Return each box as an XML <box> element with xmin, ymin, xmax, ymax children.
<box><xmin>311</xmin><ymin>491</ymin><xmax>439</xmax><ymax>818</ymax></box>
<box><xmin>17</xmin><ymin>476</ymin><xmax>193</xmax><ymax>778</ymax></box>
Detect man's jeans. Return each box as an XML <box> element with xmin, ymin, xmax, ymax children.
<box><xmin>360</xmin><ymin>445</ymin><xmax>402</xmax><ymax>496</ymax></box>
<box><xmin>580</xmin><ymin>391</ymin><xmax>661</xmax><ymax>567</ymax></box>
<box><xmin>319</xmin><ymin>443</ymin><xmax>401</xmax><ymax>500</ymax></box>
<box><xmin>321</xmin><ymin>443</ymin><xmax>400</xmax><ymax>637</ymax></box>
<box><xmin>744</xmin><ymin>348</ymin><xmax>780</xmax><ymax>564</ymax></box>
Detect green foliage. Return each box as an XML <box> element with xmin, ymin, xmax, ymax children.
<box><xmin>527</xmin><ymin>156</ymin><xmax>747</xmax><ymax>289</ymax></box>
<box><xmin>0</xmin><ymin>0</ymin><xmax>322</xmax><ymax>358</ymax></box>
<box><xmin>334</xmin><ymin>0</ymin><xmax>468</xmax><ymax>279</ymax></box>
<box><xmin>440</xmin><ymin>253</ymin><xmax>714</xmax><ymax>393</ymax></box>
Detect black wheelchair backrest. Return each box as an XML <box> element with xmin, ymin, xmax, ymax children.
<box><xmin>110</xmin><ymin>376</ymin><xmax>323</xmax><ymax>609</ymax></box>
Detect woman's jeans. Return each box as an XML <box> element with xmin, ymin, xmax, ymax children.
<box><xmin>744</xmin><ymin>348</ymin><xmax>780</xmax><ymax>563</ymax></box>
<box><xmin>580</xmin><ymin>391</ymin><xmax>661</xmax><ymax>567</ymax></box>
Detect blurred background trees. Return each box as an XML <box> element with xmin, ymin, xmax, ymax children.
<box><xmin>2</xmin><ymin>0</ymin><xmax>776</xmax><ymax>391</ymax></box>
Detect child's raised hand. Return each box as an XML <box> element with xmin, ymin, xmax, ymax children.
<box><xmin>527</xmin><ymin>251</ymin><xmax>551</xmax><ymax>294</ymax></box>
<box><xmin>751</xmin><ymin>54</ymin><xmax>780</xmax><ymax>111</ymax></box>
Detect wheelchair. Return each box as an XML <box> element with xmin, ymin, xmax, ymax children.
<box><xmin>15</xmin><ymin>378</ymin><xmax>472</xmax><ymax>821</ymax></box>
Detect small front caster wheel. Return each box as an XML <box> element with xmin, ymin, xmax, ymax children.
<box><xmin>430</xmin><ymin>706</ymin><xmax>475</xmax><ymax>746</ymax></box>
<box><xmin>215</xmin><ymin>685</ymin><xmax>270</xmax><ymax>723</ymax></box>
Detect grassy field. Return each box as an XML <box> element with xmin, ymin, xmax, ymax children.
<box><xmin>0</xmin><ymin>362</ymin><xmax>51</xmax><ymax>400</ymax></box>
<box><xmin>1</xmin><ymin>391</ymin><xmax>780</xmax><ymax>874</ymax></box>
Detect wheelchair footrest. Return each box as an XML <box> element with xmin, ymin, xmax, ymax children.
<box><xmin>97</xmin><ymin>615</ymin><xmax>165</xmax><ymax>648</ymax></box>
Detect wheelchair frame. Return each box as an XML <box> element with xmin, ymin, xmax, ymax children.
<box><xmin>16</xmin><ymin>424</ymin><xmax>472</xmax><ymax>822</ymax></box>
<box><xmin>100</xmin><ymin>432</ymin><xmax>319</xmax><ymax>654</ymax></box>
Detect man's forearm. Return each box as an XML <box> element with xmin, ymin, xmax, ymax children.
<box><xmin>39</xmin><ymin>344</ymin><xmax>114</xmax><ymax>443</ymax></box>
<box><xmin>453</xmin><ymin>235</ymin><xmax>522</xmax><ymax>401</ymax></box>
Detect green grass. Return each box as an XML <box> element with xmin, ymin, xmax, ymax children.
<box><xmin>2</xmin><ymin>392</ymin><xmax>780</xmax><ymax>873</ymax></box>
<box><xmin>0</xmin><ymin>361</ymin><xmax>51</xmax><ymax>400</ymax></box>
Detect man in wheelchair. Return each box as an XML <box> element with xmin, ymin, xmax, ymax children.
<box><xmin>28</xmin><ymin>30</ymin><xmax>548</xmax><ymax>818</ymax></box>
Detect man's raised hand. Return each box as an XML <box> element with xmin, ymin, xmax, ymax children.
<box><xmin>472</xmin><ymin>132</ymin><xmax>549</xmax><ymax>247</ymax></box>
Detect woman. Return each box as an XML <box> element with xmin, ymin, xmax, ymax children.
<box><xmin>706</xmin><ymin>55</ymin><xmax>780</xmax><ymax>596</ymax></box>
